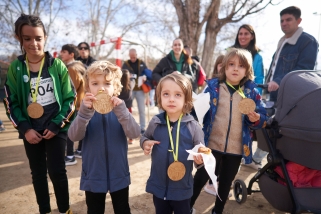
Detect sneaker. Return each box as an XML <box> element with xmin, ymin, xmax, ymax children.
<box><xmin>190</xmin><ymin>207</ymin><xmax>196</xmax><ymax>214</ymax></box>
<box><xmin>0</xmin><ymin>125</ymin><xmax>5</xmax><ymax>132</ymax></box>
<box><xmin>204</xmin><ymin>183</ymin><xmax>232</xmax><ymax>198</ymax></box>
<box><xmin>65</xmin><ymin>156</ymin><xmax>77</xmax><ymax>166</ymax></box>
<box><xmin>128</xmin><ymin>139</ymin><xmax>133</xmax><ymax>144</ymax></box>
<box><xmin>74</xmin><ymin>150</ymin><xmax>82</xmax><ymax>159</ymax></box>
<box><xmin>204</xmin><ymin>183</ymin><xmax>217</xmax><ymax>196</ymax></box>
<box><xmin>244</xmin><ymin>161</ymin><xmax>262</xmax><ymax>170</ymax></box>
<box><xmin>61</xmin><ymin>208</ymin><xmax>73</xmax><ymax>214</ymax></box>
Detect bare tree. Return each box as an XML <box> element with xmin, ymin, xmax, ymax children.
<box><xmin>77</xmin><ymin>0</ymin><xmax>151</xmax><ymax>59</ymax></box>
<box><xmin>0</xmin><ymin>0</ymin><xmax>68</xmax><ymax>54</ymax></box>
<box><xmin>171</xmin><ymin>0</ymin><xmax>280</xmax><ymax>75</ymax></box>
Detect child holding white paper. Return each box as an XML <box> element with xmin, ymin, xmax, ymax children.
<box><xmin>190</xmin><ymin>48</ymin><xmax>268</xmax><ymax>214</ymax></box>
<box><xmin>140</xmin><ymin>73</ymin><xmax>204</xmax><ymax>214</ymax></box>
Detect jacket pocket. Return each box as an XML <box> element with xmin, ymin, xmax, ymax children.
<box><xmin>281</xmin><ymin>54</ymin><xmax>299</xmax><ymax>73</ymax></box>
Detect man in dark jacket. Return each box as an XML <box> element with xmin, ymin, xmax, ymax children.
<box><xmin>76</xmin><ymin>42</ymin><xmax>96</xmax><ymax>68</ymax></box>
<box><xmin>122</xmin><ymin>48</ymin><xmax>148</xmax><ymax>134</ymax></box>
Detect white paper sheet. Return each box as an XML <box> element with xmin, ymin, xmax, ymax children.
<box><xmin>192</xmin><ymin>92</ymin><xmax>210</xmax><ymax>126</ymax></box>
<box><xmin>137</xmin><ymin>75</ymin><xmax>146</xmax><ymax>87</ymax></box>
<box><xmin>186</xmin><ymin>143</ymin><xmax>221</xmax><ymax>200</ymax></box>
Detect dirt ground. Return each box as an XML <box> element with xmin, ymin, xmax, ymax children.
<box><xmin>0</xmin><ymin>103</ymin><xmax>286</xmax><ymax>214</ymax></box>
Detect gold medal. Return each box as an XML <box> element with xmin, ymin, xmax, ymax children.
<box><xmin>27</xmin><ymin>102</ymin><xmax>44</xmax><ymax>118</ymax></box>
<box><xmin>243</xmin><ymin>145</ymin><xmax>250</xmax><ymax>157</ymax></box>
<box><xmin>225</xmin><ymin>81</ymin><xmax>255</xmax><ymax>114</ymax></box>
<box><xmin>26</xmin><ymin>56</ymin><xmax>45</xmax><ymax>119</ymax></box>
<box><xmin>238</xmin><ymin>98</ymin><xmax>256</xmax><ymax>114</ymax></box>
<box><xmin>167</xmin><ymin>161</ymin><xmax>186</xmax><ymax>181</ymax></box>
<box><xmin>166</xmin><ymin>114</ymin><xmax>185</xmax><ymax>181</ymax></box>
<box><xmin>93</xmin><ymin>92</ymin><xmax>113</xmax><ymax>114</ymax></box>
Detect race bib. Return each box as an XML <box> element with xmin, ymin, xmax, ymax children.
<box><xmin>28</xmin><ymin>77</ymin><xmax>57</xmax><ymax>106</ymax></box>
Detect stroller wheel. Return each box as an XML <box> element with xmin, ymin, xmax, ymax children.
<box><xmin>233</xmin><ymin>179</ymin><xmax>247</xmax><ymax>204</ymax></box>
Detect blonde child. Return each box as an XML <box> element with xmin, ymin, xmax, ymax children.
<box><xmin>141</xmin><ymin>73</ymin><xmax>204</xmax><ymax>214</ymax></box>
<box><xmin>68</xmin><ymin>61</ymin><xmax>140</xmax><ymax>214</ymax></box>
<box><xmin>190</xmin><ymin>48</ymin><xmax>268</xmax><ymax>214</ymax></box>
<box><xmin>3</xmin><ymin>14</ymin><xmax>76</xmax><ymax>214</ymax></box>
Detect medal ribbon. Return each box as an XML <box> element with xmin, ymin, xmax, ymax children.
<box><xmin>166</xmin><ymin>113</ymin><xmax>183</xmax><ymax>162</ymax></box>
<box><xmin>26</xmin><ymin>56</ymin><xmax>45</xmax><ymax>103</ymax></box>
<box><xmin>226</xmin><ymin>81</ymin><xmax>245</xmax><ymax>98</ymax></box>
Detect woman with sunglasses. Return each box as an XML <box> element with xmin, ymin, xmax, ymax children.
<box><xmin>77</xmin><ymin>42</ymin><xmax>97</xmax><ymax>68</ymax></box>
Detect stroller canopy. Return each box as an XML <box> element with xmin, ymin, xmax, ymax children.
<box><xmin>275</xmin><ymin>70</ymin><xmax>321</xmax><ymax>142</ymax></box>
<box><xmin>274</xmin><ymin>70</ymin><xmax>321</xmax><ymax>169</ymax></box>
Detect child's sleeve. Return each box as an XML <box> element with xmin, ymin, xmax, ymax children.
<box><xmin>191</xmin><ymin>120</ymin><xmax>205</xmax><ymax>146</ymax></box>
<box><xmin>48</xmin><ymin>61</ymin><xmax>77</xmax><ymax>134</ymax></box>
<box><xmin>68</xmin><ymin>101</ymin><xmax>94</xmax><ymax>141</ymax></box>
<box><xmin>113</xmin><ymin>101</ymin><xmax>140</xmax><ymax>139</ymax></box>
<box><xmin>140</xmin><ymin>116</ymin><xmax>159</xmax><ymax>149</ymax></box>
<box><xmin>188</xmin><ymin>120</ymin><xmax>205</xmax><ymax>168</ymax></box>
<box><xmin>3</xmin><ymin>63</ymin><xmax>32</xmax><ymax>134</ymax></box>
<box><xmin>244</xmin><ymin>88</ymin><xmax>268</xmax><ymax>129</ymax></box>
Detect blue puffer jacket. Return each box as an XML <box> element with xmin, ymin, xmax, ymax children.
<box><xmin>203</xmin><ymin>78</ymin><xmax>268</xmax><ymax>164</ymax></box>
<box><xmin>140</xmin><ymin>113</ymin><xmax>204</xmax><ymax>201</ymax></box>
<box><xmin>253</xmin><ymin>53</ymin><xmax>264</xmax><ymax>94</ymax></box>
<box><xmin>68</xmin><ymin>101</ymin><xmax>140</xmax><ymax>193</ymax></box>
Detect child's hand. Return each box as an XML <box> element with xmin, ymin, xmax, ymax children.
<box><xmin>43</xmin><ymin>129</ymin><xmax>56</xmax><ymax>139</ymax></box>
<box><xmin>247</xmin><ymin>111</ymin><xmax>260</xmax><ymax>122</ymax></box>
<box><xmin>111</xmin><ymin>96</ymin><xmax>123</xmax><ymax>107</ymax></box>
<box><xmin>143</xmin><ymin>140</ymin><xmax>160</xmax><ymax>155</ymax></box>
<box><xmin>25</xmin><ymin>129</ymin><xmax>42</xmax><ymax>144</ymax></box>
<box><xmin>194</xmin><ymin>154</ymin><xmax>204</xmax><ymax>165</ymax></box>
<box><xmin>83</xmin><ymin>92</ymin><xmax>96</xmax><ymax>109</ymax></box>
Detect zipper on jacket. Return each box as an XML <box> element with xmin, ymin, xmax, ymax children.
<box><xmin>164</xmin><ymin>125</ymin><xmax>173</xmax><ymax>200</ymax></box>
<box><xmin>102</xmin><ymin>115</ymin><xmax>110</xmax><ymax>190</ymax></box>
<box><xmin>224</xmin><ymin>95</ymin><xmax>233</xmax><ymax>153</ymax></box>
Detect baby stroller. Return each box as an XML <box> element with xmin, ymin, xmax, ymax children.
<box><xmin>233</xmin><ymin>70</ymin><xmax>321</xmax><ymax>214</ymax></box>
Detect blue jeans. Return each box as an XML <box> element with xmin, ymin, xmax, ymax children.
<box><xmin>252</xmin><ymin>147</ymin><xmax>268</xmax><ymax>163</ymax></box>
<box><xmin>132</xmin><ymin>90</ymin><xmax>145</xmax><ymax>130</ymax></box>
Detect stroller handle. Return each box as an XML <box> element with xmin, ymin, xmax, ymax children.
<box><xmin>257</xmin><ymin>84</ymin><xmax>268</xmax><ymax>89</ymax></box>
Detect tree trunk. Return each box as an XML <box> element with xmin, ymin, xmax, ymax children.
<box><xmin>172</xmin><ymin>0</ymin><xmax>203</xmax><ymax>55</ymax></box>
<box><xmin>171</xmin><ymin>0</ymin><xmax>275</xmax><ymax>77</ymax></box>
<box><xmin>201</xmin><ymin>0</ymin><xmax>223</xmax><ymax>76</ymax></box>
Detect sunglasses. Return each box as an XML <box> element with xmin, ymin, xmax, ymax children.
<box><xmin>78</xmin><ymin>47</ymin><xmax>89</xmax><ymax>50</ymax></box>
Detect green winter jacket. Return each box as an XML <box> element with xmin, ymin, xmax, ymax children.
<box><xmin>3</xmin><ymin>52</ymin><xmax>76</xmax><ymax>136</ymax></box>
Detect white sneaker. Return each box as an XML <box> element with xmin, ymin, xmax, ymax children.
<box><xmin>190</xmin><ymin>207</ymin><xmax>196</xmax><ymax>214</ymax></box>
<box><xmin>204</xmin><ymin>182</ymin><xmax>233</xmax><ymax>198</ymax></box>
<box><xmin>244</xmin><ymin>161</ymin><xmax>262</xmax><ymax>170</ymax></box>
<box><xmin>204</xmin><ymin>183</ymin><xmax>217</xmax><ymax>196</ymax></box>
